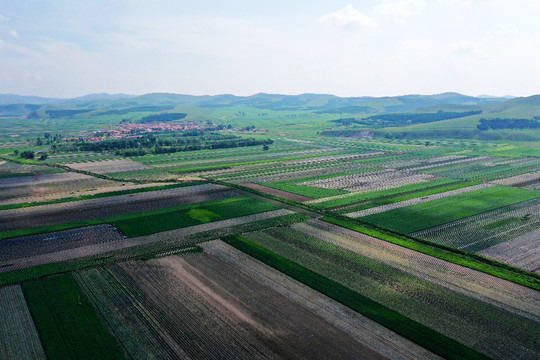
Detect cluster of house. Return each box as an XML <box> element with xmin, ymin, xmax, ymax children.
<box><xmin>73</xmin><ymin>122</ymin><xmax>220</xmax><ymax>142</ymax></box>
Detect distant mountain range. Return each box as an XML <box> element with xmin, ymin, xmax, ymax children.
<box><xmin>1</xmin><ymin>92</ymin><xmax>538</xmax><ymax>118</ymax></box>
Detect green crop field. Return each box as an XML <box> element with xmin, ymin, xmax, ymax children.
<box><xmin>111</xmin><ymin>195</ymin><xmax>280</xmax><ymax>237</ymax></box>
<box><xmin>362</xmin><ymin>186</ymin><xmax>540</xmax><ymax>234</ymax></box>
<box><xmin>22</xmin><ymin>274</ymin><xmax>125</xmax><ymax>360</ymax></box>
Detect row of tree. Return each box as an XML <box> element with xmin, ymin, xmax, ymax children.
<box><xmin>477</xmin><ymin>118</ymin><xmax>540</xmax><ymax>130</ymax></box>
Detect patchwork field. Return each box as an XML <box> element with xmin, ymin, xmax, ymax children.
<box><xmin>75</xmin><ymin>246</ymin><xmax>426</xmax><ymax>359</ymax></box>
<box><xmin>2</xmin><ymin>102</ymin><xmax>540</xmax><ymax>359</ymax></box>
<box><xmin>237</xmin><ymin>226</ymin><xmax>540</xmax><ymax>360</ymax></box>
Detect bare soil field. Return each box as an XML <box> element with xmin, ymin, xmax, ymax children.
<box><xmin>297</xmin><ymin>219</ymin><xmax>540</xmax><ymax>320</ymax></box>
<box><xmin>104</xmin><ymin>250</ymin><xmax>395</xmax><ymax>359</ymax></box>
<box><xmin>0</xmin><ymin>225</ymin><xmax>124</xmax><ymax>264</ymax></box>
<box><xmin>0</xmin><ymin>184</ymin><xmax>234</xmax><ymax>232</ymax></box>
<box><xmin>239</xmin><ymin>183</ymin><xmax>313</xmax><ymax>202</ymax></box>
<box><xmin>0</xmin><ymin>285</ymin><xmax>45</xmax><ymax>359</ymax></box>
<box><xmin>479</xmin><ymin>228</ymin><xmax>540</xmax><ymax>273</ymax></box>
<box><xmin>201</xmin><ymin>240</ymin><xmax>441</xmax><ymax>360</ymax></box>
<box><xmin>65</xmin><ymin>158</ymin><xmax>152</xmax><ymax>174</ymax></box>
<box><xmin>0</xmin><ymin>209</ymin><xmax>293</xmax><ymax>272</ymax></box>
<box><xmin>0</xmin><ymin>172</ymin><xmax>121</xmax><ymax>204</ymax></box>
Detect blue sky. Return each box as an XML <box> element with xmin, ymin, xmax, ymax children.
<box><xmin>0</xmin><ymin>0</ymin><xmax>539</xmax><ymax>97</ymax></box>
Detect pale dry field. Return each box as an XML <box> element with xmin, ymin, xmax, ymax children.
<box><xmin>0</xmin><ymin>172</ymin><xmax>123</xmax><ymax>205</ymax></box>
<box><xmin>65</xmin><ymin>159</ymin><xmax>152</xmax><ymax>174</ymax></box>
<box><xmin>479</xmin><ymin>228</ymin><xmax>540</xmax><ymax>273</ymax></box>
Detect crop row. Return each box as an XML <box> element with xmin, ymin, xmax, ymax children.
<box><xmin>361</xmin><ymin>186</ymin><xmax>540</xmax><ymax>234</ymax></box>
<box><xmin>21</xmin><ymin>274</ymin><xmax>125</xmax><ymax>359</ymax></box>
<box><xmin>345</xmin><ymin>183</ymin><xmax>494</xmax><ymax>218</ymax></box>
<box><xmin>237</xmin><ymin>228</ymin><xmax>539</xmax><ymax>360</ymax></box>
<box><xmin>300</xmin><ymin>168</ymin><xmax>437</xmax><ymax>192</ymax></box>
<box><xmin>413</xmin><ymin>197</ymin><xmax>540</xmax><ymax>252</ymax></box>
<box><xmin>0</xmin><ymin>285</ymin><xmax>45</xmax><ymax>360</ymax></box>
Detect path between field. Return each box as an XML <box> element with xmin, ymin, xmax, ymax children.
<box><xmin>479</xmin><ymin>228</ymin><xmax>540</xmax><ymax>273</ymax></box>
<box><xmin>304</xmin><ymin>219</ymin><xmax>540</xmax><ymax>320</ymax></box>
<box><xmin>0</xmin><ymin>209</ymin><xmax>294</xmax><ymax>273</ymax></box>
<box><xmin>345</xmin><ymin>183</ymin><xmax>494</xmax><ymax>218</ymax></box>
<box><xmin>239</xmin><ymin>182</ymin><xmax>313</xmax><ymax>202</ymax></box>
<box><xmin>201</xmin><ymin>240</ymin><xmax>442</xmax><ymax>360</ymax></box>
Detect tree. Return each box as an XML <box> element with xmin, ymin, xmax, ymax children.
<box><xmin>38</xmin><ymin>152</ymin><xmax>48</xmax><ymax>161</ymax></box>
<box><xmin>36</xmin><ymin>137</ymin><xmax>43</xmax><ymax>146</ymax></box>
<box><xmin>263</xmin><ymin>144</ymin><xmax>269</xmax><ymax>151</ymax></box>
<box><xmin>20</xmin><ymin>151</ymin><xmax>34</xmax><ymax>159</ymax></box>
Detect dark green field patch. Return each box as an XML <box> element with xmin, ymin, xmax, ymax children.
<box><xmin>22</xmin><ymin>274</ymin><xmax>125</xmax><ymax>360</ymax></box>
<box><xmin>110</xmin><ymin>196</ymin><xmax>280</xmax><ymax>237</ymax></box>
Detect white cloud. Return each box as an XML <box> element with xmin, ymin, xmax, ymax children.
<box><xmin>489</xmin><ymin>23</ymin><xmax>519</xmax><ymax>36</ymax></box>
<box><xmin>376</xmin><ymin>0</ymin><xmax>426</xmax><ymax>24</ymax></box>
<box><xmin>8</xmin><ymin>30</ymin><xmax>18</xmax><ymax>38</ymax></box>
<box><xmin>321</xmin><ymin>5</ymin><xmax>377</xmax><ymax>29</ymax></box>
<box><xmin>0</xmin><ymin>38</ymin><xmax>37</xmax><ymax>57</ymax></box>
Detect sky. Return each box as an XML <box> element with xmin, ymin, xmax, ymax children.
<box><xmin>0</xmin><ymin>0</ymin><xmax>539</xmax><ymax>98</ymax></box>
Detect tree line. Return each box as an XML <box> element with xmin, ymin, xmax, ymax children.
<box><xmin>477</xmin><ymin>118</ymin><xmax>540</xmax><ymax>130</ymax></box>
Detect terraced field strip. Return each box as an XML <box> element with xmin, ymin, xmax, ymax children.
<box><xmin>335</xmin><ymin>181</ymin><xmax>479</xmax><ymax>214</ymax></box>
<box><xmin>0</xmin><ymin>209</ymin><xmax>294</xmax><ymax>273</ymax></box>
<box><xmin>65</xmin><ymin>158</ymin><xmax>152</xmax><ymax>174</ymax></box>
<box><xmin>306</xmin><ymin>178</ymin><xmax>458</xmax><ymax>207</ymax></box>
<box><xmin>300</xmin><ymin>169</ymin><xmax>437</xmax><ymax>192</ymax></box>
<box><xmin>412</xmin><ymin>198</ymin><xmax>540</xmax><ymax>252</ymax></box>
<box><xmin>346</xmin><ymin>183</ymin><xmax>494</xmax><ymax>218</ymax></box>
<box><xmin>0</xmin><ymin>183</ymin><xmax>232</xmax><ymax>232</ymax></box>
<box><xmin>0</xmin><ymin>172</ymin><xmax>121</xmax><ymax>205</ymax></box>
<box><xmin>224</xmin><ymin>234</ymin><xmax>498</xmax><ymax>360</ymax></box>
<box><xmin>362</xmin><ymin>186</ymin><xmax>540</xmax><ymax>234</ymax></box>
<box><xmin>296</xmin><ymin>219</ymin><xmax>540</xmax><ymax>319</ymax></box>
<box><xmin>0</xmin><ymin>225</ymin><xmax>124</xmax><ymax>270</ymax></box>
<box><xmin>0</xmin><ymin>285</ymin><xmax>45</xmax><ymax>360</ymax></box>
<box><xmin>201</xmin><ymin>240</ymin><xmax>441</xmax><ymax>360</ymax></box>
<box><xmin>75</xmin><ymin>268</ymin><xmax>187</xmax><ymax>360</ymax></box>
<box><xmin>479</xmin><ymin>228</ymin><xmax>540</xmax><ymax>273</ymax></box>
<box><xmin>239</xmin><ymin>183</ymin><xmax>313</xmax><ymax>202</ymax></box>
<box><xmin>105</xmin><ymin>252</ymin><xmax>391</xmax><ymax>359</ymax></box>
<box><xmin>111</xmin><ymin>195</ymin><xmax>282</xmax><ymax>237</ymax></box>
<box><xmin>0</xmin><ymin>181</ymin><xmax>199</xmax><ymax>211</ymax></box>
<box><xmin>491</xmin><ymin>170</ymin><xmax>540</xmax><ymax>187</ymax></box>
<box><xmin>22</xmin><ymin>274</ymin><xmax>126</xmax><ymax>360</ymax></box>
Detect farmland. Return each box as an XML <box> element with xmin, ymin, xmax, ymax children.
<box><xmin>1</xmin><ymin>92</ymin><xmax>540</xmax><ymax>359</ymax></box>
